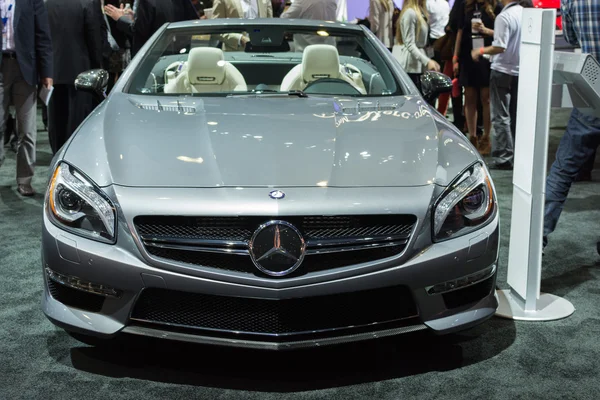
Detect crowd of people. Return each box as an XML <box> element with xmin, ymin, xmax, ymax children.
<box><xmin>0</xmin><ymin>0</ymin><xmax>597</xmax><ymax>251</ymax></box>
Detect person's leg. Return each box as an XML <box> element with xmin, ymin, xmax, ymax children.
<box><xmin>489</xmin><ymin>70</ymin><xmax>513</xmax><ymax>166</ymax></box>
<box><xmin>476</xmin><ymin>93</ymin><xmax>483</xmax><ymax>137</ymax></box>
<box><xmin>509</xmin><ymin>75</ymin><xmax>519</xmax><ymax>143</ymax></box>
<box><xmin>12</xmin><ymin>60</ymin><xmax>38</xmax><ymax>191</ymax></box>
<box><xmin>575</xmin><ymin>148</ymin><xmax>595</xmax><ymax>181</ymax></box>
<box><xmin>48</xmin><ymin>85</ymin><xmax>69</xmax><ymax>154</ymax></box>
<box><xmin>7</xmin><ymin>106</ymin><xmax>18</xmax><ymax>152</ymax></box>
<box><xmin>437</xmin><ymin>60</ymin><xmax>453</xmax><ymax>115</ymax></box>
<box><xmin>41</xmin><ymin>103</ymin><xmax>48</xmax><ymax>131</ymax></box>
<box><xmin>479</xmin><ymin>86</ymin><xmax>492</xmax><ymax>155</ymax></box>
<box><xmin>2</xmin><ymin>114</ymin><xmax>10</xmax><ymax>146</ymax></box>
<box><xmin>464</xmin><ymin>86</ymin><xmax>479</xmax><ymax>144</ymax></box>
<box><xmin>67</xmin><ymin>85</ymin><xmax>94</xmax><ymax>139</ymax></box>
<box><xmin>544</xmin><ymin>108</ymin><xmax>600</xmax><ymax>245</ymax></box>
<box><xmin>451</xmin><ymin>85</ymin><xmax>465</xmax><ymax>132</ymax></box>
<box><xmin>0</xmin><ymin>60</ymin><xmax>13</xmax><ymax>169</ymax></box>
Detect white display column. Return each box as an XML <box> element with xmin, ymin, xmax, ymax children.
<box><xmin>495</xmin><ymin>9</ymin><xmax>575</xmax><ymax>320</ymax></box>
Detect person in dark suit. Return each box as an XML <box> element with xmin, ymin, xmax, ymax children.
<box><xmin>105</xmin><ymin>0</ymin><xmax>199</xmax><ymax>57</ymax></box>
<box><xmin>104</xmin><ymin>0</ymin><xmax>130</xmax><ymax>48</ymax></box>
<box><xmin>46</xmin><ymin>0</ymin><xmax>104</xmax><ymax>155</ymax></box>
<box><xmin>0</xmin><ymin>0</ymin><xmax>53</xmax><ymax>196</ymax></box>
<box><xmin>102</xmin><ymin>0</ymin><xmax>131</xmax><ymax>93</ymax></box>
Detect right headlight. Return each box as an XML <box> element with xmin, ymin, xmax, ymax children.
<box><xmin>432</xmin><ymin>162</ymin><xmax>496</xmax><ymax>241</ymax></box>
<box><xmin>45</xmin><ymin>162</ymin><xmax>117</xmax><ymax>244</ymax></box>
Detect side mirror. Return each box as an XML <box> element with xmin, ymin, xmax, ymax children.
<box><xmin>420</xmin><ymin>71</ymin><xmax>452</xmax><ymax>104</ymax></box>
<box><xmin>75</xmin><ymin>69</ymin><xmax>109</xmax><ymax>99</ymax></box>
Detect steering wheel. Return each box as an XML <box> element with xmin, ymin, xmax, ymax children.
<box><xmin>303</xmin><ymin>78</ymin><xmax>362</xmax><ymax>96</ymax></box>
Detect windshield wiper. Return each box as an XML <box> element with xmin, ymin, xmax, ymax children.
<box><xmin>252</xmin><ymin>89</ymin><xmax>308</xmax><ymax>97</ymax></box>
<box><xmin>227</xmin><ymin>89</ymin><xmax>309</xmax><ymax>98</ymax></box>
<box><xmin>287</xmin><ymin>90</ymin><xmax>308</xmax><ymax>98</ymax></box>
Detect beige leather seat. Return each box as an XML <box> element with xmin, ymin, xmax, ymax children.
<box><xmin>280</xmin><ymin>44</ymin><xmax>367</xmax><ymax>94</ymax></box>
<box><xmin>164</xmin><ymin>47</ymin><xmax>247</xmax><ymax>94</ymax></box>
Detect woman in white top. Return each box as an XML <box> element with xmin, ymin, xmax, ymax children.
<box><xmin>426</xmin><ymin>0</ymin><xmax>450</xmax><ymax>44</ymax></box>
<box><xmin>369</xmin><ymin>0</ymin><xmax>395</xmax><ymax>50</ymax></box>
<box><xmin>392</xmin><ymin>0</ymin><xmax>440</xmax><ymax>91</ymax></box>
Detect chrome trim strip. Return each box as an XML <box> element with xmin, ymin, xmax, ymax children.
<box><xmin>143</xmin><ymin>241</ymin><xmax>250</xmax><ymax>256</ymax></box>
<box><xmin>305</xmin><ymin>239</ymin><xmax>408</xmax><ymax>255</ymax></box>
<box><xmin>140</xmin><ymin>236</ymin><xmax>247</xmax><ymax>249</ymax></box>
<box><xmin>45</xmin><ymin>267</ymin><xmax>121</xmax><ymax>298</ymax></box>
<box><xmin>307</xmin><ymin>234</ymin><xmax>410</xmax><ymax>248</ymax></box>
<box><xmin>142</xmin><ymin>235</ymin><xmax>409</xmax><ymax>256</ymax></box>
<box><xmin>129</xmin><ymin>314</ymin><xmax>418</xmax><ymax>338</ymax></box>
<box><xmin>122</xmin><ymin>323</ymin><xmax>428</xmax><ymax>350</ymax></box>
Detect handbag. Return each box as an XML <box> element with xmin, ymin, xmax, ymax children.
<box><xmin>433</xmin><ymin>32</ymin><xmax>456</xmax><ymax>62</ymax></box>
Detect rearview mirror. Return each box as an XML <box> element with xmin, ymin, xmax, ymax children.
<box><xmin>420</xmin><ymin>71</ymin><xmax>452</xmax><ymax>104</ymax></box>
<box><xmin>75</xmin><ymin>69</ymin><xmax>109</xmax><ymax>99</ymax></box>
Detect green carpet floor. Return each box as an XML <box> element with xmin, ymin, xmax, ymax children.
<box><xmin>0</xmin><ymin>108</ymin><xmax>599</xmax><ymax>399</ymax></box>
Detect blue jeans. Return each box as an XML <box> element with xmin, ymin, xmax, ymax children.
<box><xmin>543</xmin><ymin>108</ymin><xmax>600</xmax><ymax>246</ymax></box>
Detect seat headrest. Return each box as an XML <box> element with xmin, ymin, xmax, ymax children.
<box><xmin>302</xmin><ymin>44</ymin><xmax>340</xmax><ymax>83</ymax></box>
<box><xmin>187</xmin><ymin>47</ymin><xmax>226</xmax><ymax>85</ymax></box>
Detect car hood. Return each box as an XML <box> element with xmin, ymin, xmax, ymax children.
<box><xmin>64</xmin><ymin>93</ymin><xmax>477</xmax><ymax>188</ymax></box>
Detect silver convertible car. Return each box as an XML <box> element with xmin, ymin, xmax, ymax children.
<box><xmin>42</xmin><ymin>19</ymin><xmax>499</xmax><ymax>350</ymax></box>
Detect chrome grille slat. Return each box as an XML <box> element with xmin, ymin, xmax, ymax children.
<box><xmin>134</xmin><ymin>215</ymin><xmax>417</xmax><ymax>275</ymax></box>
<box><xmin>305</xmin><ymin>234</ymin><xmax>410</xmax><ymax>249</ymax></box>
<box><xmin>305</xmin><ymin>240</ymin><xmax>409</xmax><ymax>255</ymax></box>
<box><xmin>144</xmin><ymin>241</ymin><xmax>250</xmax><ymax>256</ymax></box>
<box><xmin>140</xmin><ymin>236</ymin><xmax>248</xmax><ymax>248</ymax></box>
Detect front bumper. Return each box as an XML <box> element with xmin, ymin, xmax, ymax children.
<box><xmin>42</xmin><ymin>206</ymin><xmax>499</xmax><ymax>349</ymax></box>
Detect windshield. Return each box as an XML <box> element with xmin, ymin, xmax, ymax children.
<box><xmin>126</xmin><ymin>24</ymin><xmax>402</xmax><ymax>97</ymax></box>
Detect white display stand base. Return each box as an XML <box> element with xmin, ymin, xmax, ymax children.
<box><xmin>496</xmin><ymin>289</ymin><xmax>575</xmax><ymax>321</ymax></box>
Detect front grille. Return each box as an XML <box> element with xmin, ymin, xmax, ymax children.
<box><xmin>48</xmin><ymin>279</ymin><xmax>105</xmax><ymax>312</ymax></box>
<box><xmin>134</xmin><ymin>215</ymin><xmax>417</xmax><ymax>276</ymax></box>
<box><xmin>130</xmin><ymin>286</ymin><xmax>417</xmax><ymax>336</ymax></box>
<box><xmin>135</xmin><ymin>215</ymin><xmax>416</xmax><ymax>242</ymax></box>
<box><xmin>145</xmin><ymin>244</ymin><xmax>405</xmax><ymax>275</ymax></box>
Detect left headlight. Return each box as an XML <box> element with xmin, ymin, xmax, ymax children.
<box><xmin>46</xmin><ymin>162</ymin><xmax>116</xmax><ymax>244</ymax></box>
<box><xmin>432</xmin><ymin>162</ymin><xmax>496</xmax><ymax>242</ymax></box>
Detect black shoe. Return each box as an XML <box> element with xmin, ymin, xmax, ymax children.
<box><xmin>9</xmin><ymin>140</ymin><xmax>17</xmax><ymax>153</ymax></box>
<box><xmin>487</xmin><ymin>160</ymin><xmax>513</xmax><ymax>171</ymax></box>
<box><xmin>17</xmin><ymin>184</ymin><xmax>35</xmax><ymax>197</ymax></box>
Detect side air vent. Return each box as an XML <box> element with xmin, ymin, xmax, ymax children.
<box><xmin>131</xmin><ymin>99</ymin><xmax>196</xmax><ymax>114</ymax></box>
<box><xmin>337</xmin><ymin>102</ymin><xmax>398</xmax><ymax>114</ymax></box>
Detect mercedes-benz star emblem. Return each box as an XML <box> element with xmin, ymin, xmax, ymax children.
<box><xmin>249</xmin><ymin>220</ymin><xmax>306</xmax><ymax>277</ymax></box>
<box><xmin>269</xmin><ymin>190</ymin><xmax>285</xmax><ymax>200</ymax></box>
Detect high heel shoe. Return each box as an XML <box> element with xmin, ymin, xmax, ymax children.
<box><xmin>478</xmin><ymin>135</ymin><xmax>491</xmax><ymax>156</ymax></box>
<box><xmin>469</xmin><ymin>135</ymin><xmax>479</xmax><ymax>149</ymax></box>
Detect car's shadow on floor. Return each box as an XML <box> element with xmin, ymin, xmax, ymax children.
<box><xmin>50</xmin><ymin>317</ymin><xmax>516</xmax><ymax>392</ymax></box>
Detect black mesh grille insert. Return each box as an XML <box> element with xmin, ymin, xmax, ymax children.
<box><xmin>136</xmin><ymin>216</ymin><xmax>253</xmax><ymax>241</ymax></box>
<box><xmin>135</xmin><ymin>215</ymin><xmax>416</xmax><ymax>275</ymax></box>
<box><xmin>134</xmin><ymin>215</ymin><xmax>416</xmax><ymax>242</ymax></box>
<box><xmin>145</xmin><ymin>245</ymin><xmax>405</xmax><ymax>275</ymax></box>
<box><xmin>442</xmin><ymin>275</ymin><xmax>496</xmax><ymax>309</ymax></box>
<box><xmin>131</xmin><ymin>286</ymin><xmax>417</xmax><ymax>335</ymax></box>
<box><xmin>48</xmin><ymin>279</ymin><xmax>105</xmax><ymax>312</ymax></box>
